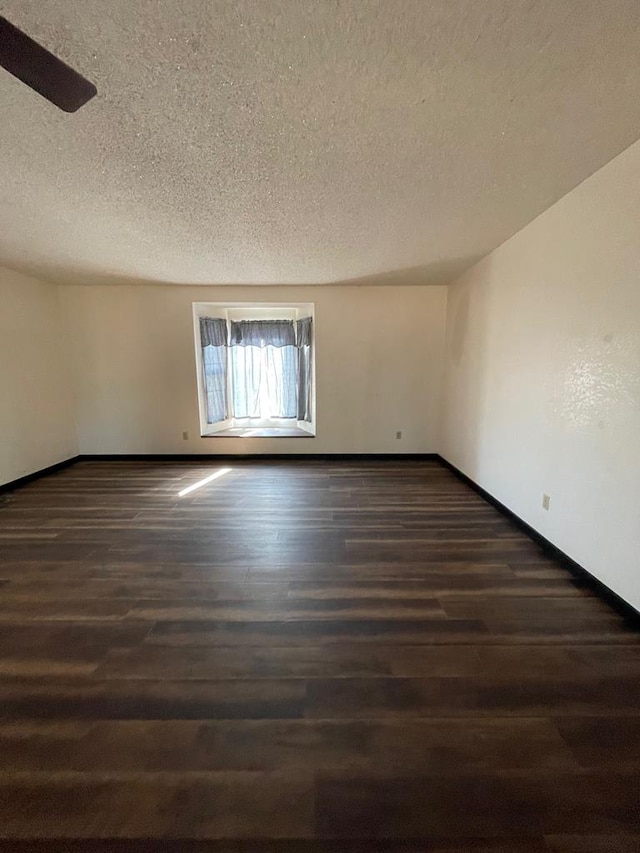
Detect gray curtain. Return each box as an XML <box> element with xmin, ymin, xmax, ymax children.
<box><xmin>201</xmin><ymin>316</ymin><xmax>228</xmax><ymax>348</ymax></box>
<box><xmin>297</xmin><ymin>316</ymin><xmax>313</xmax><ymax>422</ymax></box>
<box><xmin>230</xmin><ymin>320</ymin><xmax>296</xmax><ymax>348</ymax></box>
<box><xmin>200</xmin><ymin>317</ymin><xmax>228</xmax><ymax>424</ymax></box>
<box><xmin>229</xmin><ymin>320</ymin><xmax>297</xmax><ymax>419</ymax></box>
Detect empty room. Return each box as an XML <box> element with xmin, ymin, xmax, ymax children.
<box><xmin>1</xmin><ymin>1</ymin><xmax>640</xmax><ymax>850</ymax></box>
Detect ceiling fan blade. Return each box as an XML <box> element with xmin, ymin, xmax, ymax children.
<box><xmin>0</xmin><ymin>16</ymin><xmax>96</xmax><ymax>112</ymax></box>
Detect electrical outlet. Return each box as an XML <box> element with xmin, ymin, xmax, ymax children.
<box><xmin>182</xmin><ymin>431</ymin><xmax>189</xmax><ymax>441</ymax></box>
<box><xmin>396</xmin><ymin>431</ymin><xmax>402</xmax><ymax>440</ymax></box>
<box><xmin>542</xmin><ymin>494</ymin><xmax>550</xmax><ymax>511</ymax></box>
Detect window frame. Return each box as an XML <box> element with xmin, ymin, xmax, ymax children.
<box><xmin>192</xmin><ymin>302</ymin><xmax>315</xmax><ymax>438</ymax></box>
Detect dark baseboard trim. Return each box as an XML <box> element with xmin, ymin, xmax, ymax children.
<box><xmin>78</xmin><ymin>453</ymin><xmax>441</xmax><ymax>462</ymax></box>
<box><xmin>437</xmin><ymin>454</ymin><xmax>640</xmax><ymax>625</ymax></box>
<box><xmin>0</xmin><ymin>456</ymin><xmax>80</xmax><ymax>495</ymax></box>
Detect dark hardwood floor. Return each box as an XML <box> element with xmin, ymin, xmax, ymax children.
<box><xmin>0</xmin><ymin>459</ymin><xmax>638</xmax><ymax>851</ymax></box>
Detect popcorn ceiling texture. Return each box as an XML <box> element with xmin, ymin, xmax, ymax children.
<box><xmin>1</xmin><ymin>0</ymin><xmax>640</xmax><ymax>286</ymax></box>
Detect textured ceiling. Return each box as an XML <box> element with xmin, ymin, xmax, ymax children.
<box><xmin>1</xmin><ymin>0</ymin><xmax>640</xmax><ymax>286</ymax></box>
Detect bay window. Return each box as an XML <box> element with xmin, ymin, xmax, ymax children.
<box><xmin>194</xmin><ymin>303</ymin><xmax>315</xmax><ymax>437</ymax></box>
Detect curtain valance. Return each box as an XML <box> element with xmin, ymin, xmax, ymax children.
<box><xmin>200</xmin><ymin>316</ymin><xmax>228</xmax><ymax>348</ymax></box>
<box><xmin>230</xmin><ymin>319</ymin><xmax>295</xmax><ymax>348</ymax></box>
<box><xmin>297</xmin><ymin>317</ymin><xmax>312</xmax><ymax>347</ymax></box>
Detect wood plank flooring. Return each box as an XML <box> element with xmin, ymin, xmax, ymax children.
<box><xmin>0</xmin><ymin>459</ymin><xmax>639</xmax><ymax>851</ymax></box>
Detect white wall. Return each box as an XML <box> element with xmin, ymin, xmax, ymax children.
<box><xmin>441</xmin><ymin>139</ymin><xmax>640</xmax><ymax>610</ymax></box>
<box><xmin>61</xmin><ymin>284</ymin><xmax>446</xmax><ymax>455</ymax></box>
<box><xmin>0</xmin><ymin>267</ymin><xmax>78</xmax><ymax>486</ymax></box>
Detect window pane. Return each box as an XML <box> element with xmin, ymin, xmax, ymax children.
<box><xmin>231</xmin><ymin>344</ymin><xmax>297</xmax><ymax>419</ymax></box>
<box><xmin>202</xmin><ymin>345</ymin><xmax>228</xmax><ymax>423</ymax></box>
<box><xmin>280</xmin><ymin>345</ymin><xmax>298</xmax><ymax>418</ymax></box>
<box><xmin>231</xmin><ymin>345</ymin><xmax>260</xmax><ymax>418</ymax></box>
<box><xmin>297</xmin><ymin>345</ymin><xmax>312</xmax><ymax>421</ymax></box>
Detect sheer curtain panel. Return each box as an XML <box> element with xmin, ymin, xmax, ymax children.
<box><xmin>297</xmin><ymin>316</ymin><xmax>313</xmax><ymax>422</ymax></box>
<box><xmin>200</xmin><ymin>317</ymin><xmax>228</xmax><ymax>424</ymax></box>
<box><xmin>229</xmin><ymin>319</ymin><xmax>297</xmax><ymax>419</ymax></box>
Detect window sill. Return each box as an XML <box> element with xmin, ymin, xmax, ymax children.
<box><xmin>203</xmin><ymin>427</ymin><xmax>314</xmax><ymax>438</ymax></box>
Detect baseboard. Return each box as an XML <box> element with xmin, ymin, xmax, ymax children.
<box><xmin>78</xmin><ymin>453</ymin><xmax>441</xmax><ymax>462</ymax></box>
<box><xmin>0</xmin><ymin>455</ymin><xmax>80</xmax><ymax>494</ymax></box>
<box><xmin>437</xmin><ymin>454</ymin><xmax>640</xmax><ymax>625</ymax></box>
